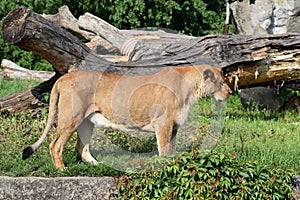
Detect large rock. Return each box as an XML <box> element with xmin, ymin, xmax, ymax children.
<box><xmin>290</xmin><ymin>176</ymin><xmax>300</xmax><ymax>199</ymax></box>
<box><xmin>239</xmin><ymin>87</ymin><xmax>281</xmax><ymax>110</ymax></box>
<box><xmin>231</xmin><ymin>0</ymin><xmax>300</xmax><ymax>34</ymax></box>
<box><xmin>0</xmin><ymin>176</ymin><xmax>118</xmax><ymax>200</ymax></box>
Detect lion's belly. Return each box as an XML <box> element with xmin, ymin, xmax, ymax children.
<box><xmin>88</xmin><ymin>112</ymin><xmax>156</xmax><ymax>132</ymax></box>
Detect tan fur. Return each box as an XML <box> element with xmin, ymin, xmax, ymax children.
<box><xmin>24</xmin><ymin>64</ymin><xmax>231</xmax><ymax>169</ymax></box>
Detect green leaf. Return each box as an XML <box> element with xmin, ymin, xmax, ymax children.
<box><xmin>239</xmin><ymin>172</ymin><xmax>250</xmax><ymax>178</ymax></box>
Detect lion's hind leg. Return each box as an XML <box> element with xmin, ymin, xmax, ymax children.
<box><xmin>50</xmin><ymin>126</ymin><xmax>75</xmax><ymax>169</ymax></box>
<box><xmin>76</xmin><ymin>118</ymin><xmax>99</xmax><ymax>165</ymax></box>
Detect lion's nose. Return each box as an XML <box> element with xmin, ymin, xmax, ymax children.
<box><xmin>214</xmin><ymin>91</ymin><xmax>230</xmax><ymax>103</ymax></box>
<box><xmin>225</xmin><ymin>84</ymin><xmax>232</xmax><ymax>94</ymax></box>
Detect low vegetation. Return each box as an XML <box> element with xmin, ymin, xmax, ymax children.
<box><xmin>0</xmin><ymin>78</ymin><xmax>298</xmax><ymax>198</ymax></box>
<box><xmin>0</xmin><ymin>78</ymin><xmax>40</xmax><ymax>97</ymax></box>
<box><xmin>117</xmin><ymin>150</ymin><xmax>294</xmax><ymax>199</ymax></box>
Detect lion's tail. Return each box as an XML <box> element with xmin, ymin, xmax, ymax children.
<box><xmin>22</xmin><ymin>80</ymin><xmax>60</xmax><ymax>160</ymax></box>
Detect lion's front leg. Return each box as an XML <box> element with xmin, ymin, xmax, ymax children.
<box><xmin>156</xmin><ymin>123</ymin><xmax>177</xmax><ymax>156</ymax></box>
<box><xmin>76</xmin><ymin>118</ymin><xmax>99</xmax><ymax>165</ymax></box>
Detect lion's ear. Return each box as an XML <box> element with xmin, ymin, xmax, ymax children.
<box><xmin>216</xmin><ymin>66</ymin><xmax>222</xmax><ymax>72</ymax></box>
<box><xmin>203</xmin><ymin>69</ymin><xmax>216</xmax><ymax>82</ymax></box>
<box><xmin>216</xmin><ymin>66</ymin><xmax>224</xmax><ymax>76</ymax></box>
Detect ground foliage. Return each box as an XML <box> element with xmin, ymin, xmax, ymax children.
<box><xmin>117</xmin><ymin>148</ymin><xmax>294</xmax><ymax>199</ymax></box>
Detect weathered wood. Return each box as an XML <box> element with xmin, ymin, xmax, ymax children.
<box><xmin>78</xmin><ymin>13</ymin><xmax>127</xmax><ymax>50</ymax></box>
<box><xmin>41</xmin><ymin>5</ymin><xmax>300</xmax><ymax>89</ymax></box>
<box><xmin>78</xmin><ymin>12</ymin><xmax>195</xmax><ymax>54</ymax></box>
<box><xmin>41</xmin><ymin>6</ymin><xmax>120</xmax><ymax>54</ymax></box>
<box><xmin>2</xmin><ymin>7</ymin><xmax>93</xmax><ymax>74</ymax></box>
<box><xmin>1</xmin><ymin>59</ymin><xmax>54</xmax><ymax>81</ymax></box>
<box><xmin>2</xmin><ymin>7</ymin><xmax>135</xmax><ymax>75</ymax></box>
<box><xmin>41</xmin><ymin>6</ymin><xmax>194</xmax><ymax>55</ymax></box>
<box><xmin>121</xmin><ymin>34</ymin><xmax>300</xmax><ymax>89</ymax></box>
<box><xmin>41</xmin><ymin>5</ymin><xmax>95</xmax><ymax>40</ymax></box>
<box><xmin>58</xmin><ymin>6</ymin><xmax>300</xmax><ymax>90</ymax></box>
<box><xmin>1</xmin><ymin>8</ymin><xmax>91</xmax><ymax>112</ymax></box>
<box><xmin>78</xmin><ymin>13</ymin><xmax>196</xmax><ymax>56</ymax></box>
<box><xmin>0</xmin><ymin>8</ymin><xmax>159</xmax><ymax>112</ymax></box>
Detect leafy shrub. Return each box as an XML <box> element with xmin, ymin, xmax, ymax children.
<box><xmin>117</xmin><ymin>147</ymin><xmax>294</xmax><ymax>199</ymax></box>
<box><xmin>62</xmin><ymin>0</ymin><xmax>226</xmax><ymax>36</ymax></box>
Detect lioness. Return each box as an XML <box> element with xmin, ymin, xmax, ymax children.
<box><xmin>23</xmin><ymin>64</ymin><xmax>231</xmax><ymax>169</ymax></box>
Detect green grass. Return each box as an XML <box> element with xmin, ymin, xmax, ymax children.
<box><xmin>0</xmin><ymin>78</ymin><xmax>40</xmax><ymax>97</ymax></box>
<box><xmin>197</xmin><ymin>94</ymin><xmax>300</xmax><ymax>174</ymax></box>
<box><xmin>220</xmin><ymin>95</ymin><xmax>300</xmax><ymax>173</ymax></box>
<box><xmin>0</xmin><ymin>79</ymin><xmax>299</xmax><ymax>177</ymax></box>
<box><xmin>0</xmin><ymin>111</ymin><xmax>120</xmax><ymax>177</ymax></box>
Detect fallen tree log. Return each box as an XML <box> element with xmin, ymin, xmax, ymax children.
<box><xmin>41</xmin><ymin>6</ymin><xmax>300</xmax><ymax>90</ymax></box>
<box><xmin>122</xmin><ymin>34</ymin><xmax>300</xmax><ymax>90</ymax></box>
<box><xmin>0</xmin><ymin>7</ymin><xmax>165</xmax><ymax>112</ymax></box>
<box><xmin>41</xmin><ymin>5</ymin><xmax>194</xmax><ymax>54</ymax></box>
<box><xmin>1</xmin><ymin>59</ymin><xmax>54</xmax><ymax>81</ymax></box>
<box><xmin>1</xmin><ymin>6</ymin><xmax>300</xmax><ymax>113</ymax></box>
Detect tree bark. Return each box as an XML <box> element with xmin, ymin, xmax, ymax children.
<box><xmin>1</xmin><ymin>6</ymin><xmax>300</xmax><ymax>113</ymax></box>
<box><xmin>1</xmin><ymin>7</ymin><xmax>91</xmax><ymax>112</ymax></box>
<box><xmin>1</xmin><ymin>7</ymin><xmax>93</xmax><ymax>75</ymax></box>
<box><xmin>41</xmin><ymin>5</ymin><xmax>95</xmax><ymax>40</ymax></box>
<box><xmin>45</xmin><ymin>6</ymin><xmax>300</xmax><ymax>90</ymax></box>
<box><xmin>122</xmin><ymin>34</ymin><xmax>300</xmax><ymax>90</ymax></box>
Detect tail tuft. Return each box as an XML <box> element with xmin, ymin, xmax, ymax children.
<box><xmin>22</xmin><ymin>146</ymin><xmax>34</xmax><ymax>160</ymax></box>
